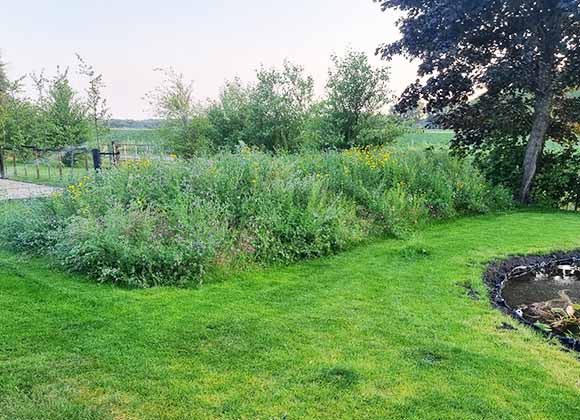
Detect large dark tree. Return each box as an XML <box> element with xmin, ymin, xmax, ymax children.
<box><xmin>376</xmin><ymin>0</ymin><xmax>580</xmax><ymax>203</ymax></box>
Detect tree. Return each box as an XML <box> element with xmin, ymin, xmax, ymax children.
<box><xmin>77</xmin><ymin>54</ymin><xmax>110</xmax><ymax>147</ymax></box>
<box><xmin>325</xmin><ymin>50</ymin><xmax>392</xmax><ymax>148</ymax></box>
<box><xmin>248</xmin><ymin>61</ymin><xmax>314</xmax><ymax>151</ymax></box>
<box><xmin>146</xmin><ymin>68</ymin><xmax>210</xmax><ymax>157</ymax></box>
<box><xmin>0</xmin><ymin>61</ymin><xmax>33</xmax><ymax>150</ymax></box>
<box><xmin>42</xmin><ymin>69</ymin><xmax>90</xmax><ymax>147</ymax></box>
<box><xmin>207</xmin><ymin>78</ymin><xmax>253</xmax><ymax>150</ymax></box>
<box><xmin>0</xmin><ymin>60</ymin><xmax>36</xmax><ymax>178</ymax></box>
<box><xmin>0</xmin><ymin>95</ymin><xmax>39</xmax><ymax>149</ymax></box>
<box><xmin>376</xmin><ymin>0</ymin><xmax>580</xmax><ymax>203</ymax></box>
<box><xmin>207</xmin><ymin>61</ymin><xmax>314</xmax><ymax>152</ymax></box>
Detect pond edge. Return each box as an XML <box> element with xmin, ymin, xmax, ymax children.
<box><xmin>484</xmin><ymin>250</ymin><xmax>580</xmax><ymax>352</ymax></box>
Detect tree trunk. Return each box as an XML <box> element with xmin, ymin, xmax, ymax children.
<box><xmin>519</xmin><ymin>72</ymin><xmax>553</xmax><ymax>204</ymax></box>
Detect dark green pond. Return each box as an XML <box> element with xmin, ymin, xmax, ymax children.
<box><xmin>502</xmin><ymin>265</ymin><xmax>580</xmax><ymax>308</ymax></box>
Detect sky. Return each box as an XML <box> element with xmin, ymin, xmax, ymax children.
<box><xmin>1</xmin><ymin>0</ymin><xmax>417</xmax><ymax>119</ymax></box>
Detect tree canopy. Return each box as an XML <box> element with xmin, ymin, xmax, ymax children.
<box><xmin>376</xmin><ymin>0</ymin><xmax>580</xmax><ymax>203</ymax></box>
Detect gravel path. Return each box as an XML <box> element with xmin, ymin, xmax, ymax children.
<box><xmin>0</xmin><ymin>179</ymin><xmax>60</xmax><ymax>200</ymax></box>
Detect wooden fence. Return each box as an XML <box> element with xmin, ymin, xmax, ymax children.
<box><xmin>0</xmin><ymin>143</ymin><xmax>120</xmax><ymax>184</ymax></box>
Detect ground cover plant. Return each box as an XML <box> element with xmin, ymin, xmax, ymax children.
<box><xmin>0</xmin><ymin>147</ymin><xmax>511</xmax><ymax>287</ymax></box>
<box><xmin>1</xmin><ymin>211</ymin><xmax>580</xmax><ymax>419</ymax></box>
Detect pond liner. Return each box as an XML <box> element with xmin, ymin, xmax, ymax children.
<box><xmin>484</xmin><ymin>250</ymin><xmax>580</xmax><ymax>352</ymax></box>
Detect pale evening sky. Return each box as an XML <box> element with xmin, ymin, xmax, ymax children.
<box><xmin>1</xmin><ymin>0</ymin><xmax>417</xmax><ymax>119</ymax></box>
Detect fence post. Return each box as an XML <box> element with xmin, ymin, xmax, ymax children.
<box><xmin>69</xmin><ymin>150</ymin><xmax>74</xmax><ymax>178</ymax></box>
<box><xmin>34</xmin><ymin>148</ymin><xmax>40</xmax><ymax>179</ymax></box>
<box><xmin>92</xmin><ymin>148</ymin><xmax>102</xmax><ymax>171</ymax></box>
<box><xmin>57</xmin><ymin>151</ymin><xmax>63</xmax><ymax>178</ymax></box>
<box><xmin>113</xmin><ymin>142</ymin><xmax>120</xmax><ymax>166</ymax></box>
<box><xmin>0</xmin><ymin>148</ymin><xmax>5</xmax><ymax>179</ymax></box>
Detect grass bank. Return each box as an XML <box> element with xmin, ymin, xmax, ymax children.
<box><xmin>1</xmin><ymin>210</ymin><xmax>580</xmax><ymax>419</ymax></box>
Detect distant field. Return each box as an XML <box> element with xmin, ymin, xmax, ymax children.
<box><xmin>105</xmin><ymin>128</ymin><xmax>455</xmax><ymax>150</ymax></box>
<box><xmin>396</xmin><ymin>129</ymin><xmax>454</xmax><ymax>149</ymax></box>
<box><xmin>105</xmin><ymin>128</ymin><xmax>162</xmax><ymax>145</ymax></box>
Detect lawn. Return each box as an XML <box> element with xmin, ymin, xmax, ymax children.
<box><xmin>1</xmin><ymin>210</ymin><xmax>580</xmax><ymax>419</ymax></box>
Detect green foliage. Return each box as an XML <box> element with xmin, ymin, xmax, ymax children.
<box><xmin>161</xmin><ymin>114</ymin><xmax>212</xmax><ymax>158</ymax></box>
<box><xmin>42</xmin><ymin>70</ymin><xmax>90</xmax><ymax>147</ymax></box>
<box><xmin>325</xmin><ymin>50</ymin><xmax>393</xmax><ymax>148</ymax></box>
<box><xmin>0</xmin><ymin>200</ymin><xmax>63</xmax><ymax>251</ymax></box>
<box><xmin>396</xmin><ymin>129</ymin><xmax>454</xmax><ymax>150</ymax></box>
<box><xmin>247</xmin><ymin>61</ymin><xmax>314</xmax><ymax>151</ymax></box>
<box><xmin>0</xmin><ymin>70</ymin><xmax>41</xmax><ymax>150</ymax></box>
<box><xmin>0</xmin><ymin>63</ymin><xmax>95</xmax><ymax>150</ymax></box>
<box><xmin>0</xmin><ymin>149</ymin><xmax>512</xmax><ymax>287</ymax></box>
<box><xmin>146</xmin><ymin>68</ymin><xmax>210</xmax><ymax>157</ymax></box>
<box><xmin>295</xmin><ymin>101</ymin><xmax>343</xmax><ymax>150</ymax></box>
<box><xmin>0</xmin><ymin>94</ymin><xmax>39</xmax><ymax>148</ymax></box>
<box><xmin>184</xmin><ymin>53</ymin><xmax>403</xmax><ymax>155</ymax></box>
<box><xmin>534</xmin><ymin>147</ymin><xmax>580</xmax><ymax>210</ymax></box>
<box><xmin>378</xmin><ymin>1</ymin><xmax>580</xmax><ymax>202</ymax></box>
<box><xmin>355</xmin><ymin>114</ymin><xmax>408</xmax><ymax>148</ymax></box>
<box><xmin>77</xmin><ymin>54</ymin><xmax>110</xmax><ymax>146</ymax></box>
<box><xmin>471</xmin><ymin>137</ymin><xmax>580</xmax><ymax>209</ymax></box>
<box><xmin>208</xmin><ymin>62</ymin><xmax>314</xmax><ymax>152</ymax></box>
<box><xmin>107</xmin><ymin>118</ymin><xmax>162</xmax><ymax>129</ymax></box>
<box><xmin>207</xmin><ymin>78</ymin><xmax>252</xmax><ymax>149</ymax></box>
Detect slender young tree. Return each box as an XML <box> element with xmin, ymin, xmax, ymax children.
<box><xmin>0</xmin><ymin>52</ymin><xmax>8</xmax><ymax>178</ymax></box>
<box><xmin>43</xmin><ymin>68</ymin><xmax>90</xmax><ymax>147</ymax></box>
<box><xmin>249</xmin><ymin>60</ymin><xmax>314</xmax><ymax>151</ymax></box>
<box><xmin>146</xmin><ymin>68</ymin><xmax>211</xmax><ymax>157</ymax></box>
<box><xmin>376</xmin><ymin>0</ymin><xmax>580</xmax><ymax>203</ymax></box>
<box><xmin>77</xmin><ymin>54</ymin><xmax>110</xmax><ymax>148</ymax></box>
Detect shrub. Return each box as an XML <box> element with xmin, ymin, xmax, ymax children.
<box><xmin>161</xmin><ymin>114</ymin><xmax>213</xmax><ymax>158</ymax></box>
<box><xmin>534</xmin><ymin>147</ymin><xmax>580</xmax><ymax>210</ymax></box>
<box><xmin>472</xmin><ymin>138</ymin><xmax>580</xmax><ymax>209</ymax></box>
<box><xmin>355</xmin><ymin>115</ymin><xmax>408</xmax><ymax>148</ymax></box>
<box><xmin>0</xmin><ymin>199</ymin><xmax>63</xmax><ymax>252</ymax></box>
<box><xmin>53</xmin><ymin>200</ymin><xmax>226</xmax><ymax>287</ymax></box>
<box><xmin>0</xmin><ymin>149</ymin><xmax>512</xmax><ymax>287</ymax></box>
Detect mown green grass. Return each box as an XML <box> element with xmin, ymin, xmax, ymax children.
<box><xmin>1</xmin><ymin>210</ymin><xmax>580</xmax><ymax>419</ymax></box>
